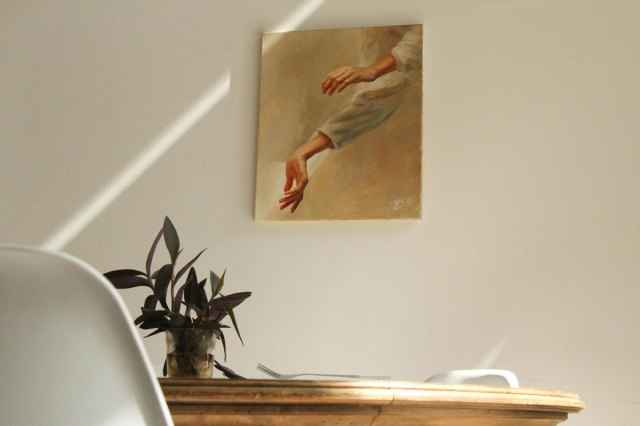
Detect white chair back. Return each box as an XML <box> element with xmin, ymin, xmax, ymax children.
<box><xmin>0</xmin><ymin>245</ymin><xmax>173</xmax><ymax>425</ymax></box>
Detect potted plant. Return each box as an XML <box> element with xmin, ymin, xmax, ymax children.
<box><xmin>104</xmin><ymin>217</ymin><xmax>251</xmax><ymax>378</ymax></box>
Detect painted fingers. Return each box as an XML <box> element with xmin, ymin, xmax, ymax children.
<box><xmin>279</xmin><ymin>154</ymin><xmax>309</xmax><ymax>213</ymax></box>
<box><xmin>321</xmin><ymin>66</ymin><xmax>374</xmax><ymax>95</ymax></box>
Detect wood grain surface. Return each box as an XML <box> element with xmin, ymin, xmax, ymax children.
<box><xmin>160</xmin><ymin>379</ymin><xmax>584</xmax><ymax>425</ymax></box>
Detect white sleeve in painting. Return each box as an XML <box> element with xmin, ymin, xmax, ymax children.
<box><xmin>317</xmin><ymin>26</ymin><xmax>423</xmax><ymax>150</ymax></box>
<box><xmin>317</xmin><ymin>74</ymin><xmax>413</xmax><ymax>149</ymax></box>
<box><xmin>391</xmin><ymin>26</ymin><xmax>423</xmax><ymax>73</ymax></box>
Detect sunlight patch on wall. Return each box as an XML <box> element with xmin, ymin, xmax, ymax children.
<box><xmin>43</xmin><ymin>71</ymin><xmax>231</xmax><ymax>250</ymax></box>
<box><xmin>476</xmin><ymin>335</ymin><xmax>510</xmax><ymax>369</ymax></box>
<box><xmin>262</xmin><ymin>0</ymin><xmax>326</xmax><ymax>53</ymax></box>
<box><xmin>42</xmin><ymin>0</ymin><xmax>326</xmax><ymax>250</ymax></box>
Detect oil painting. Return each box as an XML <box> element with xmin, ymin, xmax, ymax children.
<box><xmin>255</xmin><ymin>24</ymin><xmax>423</xmax><ymax>221</ymax></box>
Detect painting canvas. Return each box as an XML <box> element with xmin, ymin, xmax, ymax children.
<box><xmin>255</xmin><ymin>24</ymin><xmax>423</xmax><ymax>221</ymax></box>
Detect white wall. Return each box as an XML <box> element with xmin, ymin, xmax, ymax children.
<box><xmin>2</xmin><ymin>1</ymin><xmax>639</xmax><ymax>424</ymax></box>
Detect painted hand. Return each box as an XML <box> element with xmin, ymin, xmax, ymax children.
<box><xmin>279</xmin><ymin>152</ymin><xmax>309</xmax><ymax>213</ymax></box>
<box><xmin>321</xmin><ymin>66</ymin><xmax>376</xmax><ymax>95</ymax></box>
<box><xmin>321</xmin><ymin>55</ymin><xmax>397</xmax><ymax>96</ymax></box>
<box><xmin>279</xmin><ymin>132</ymin><xmax>333</xmax><ymax>214</ymax></box>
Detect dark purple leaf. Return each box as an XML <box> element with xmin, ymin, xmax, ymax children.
<box><xmin>104</xmin><ymin>269</ymin><xmax>146</xmax><ymax>278</ymax></box>
<box><xmin>139</xmin><ymin>315</ymin><xmax>169</xmax><ymax>330</ymax></box>
<box><xmin>106</xmin><ymin>275</ymin><xmax>153</xmax><ymax>290</ymax></box>
<box><xmin>173</xmin><ymin>282</ymin><xmax>187</xmax><ymax>312</ymax></box>
<box><xmin>146</xmin><ymin>226</ymin><xmax>164</xmax><ymax>278</ymax></box>
<box><xmin>168</xmin><ymin>314</ymin><xmax>189</xmax><ymax>328</ymax></box>
<box><xmin>218</xmin><ymin>329</ymin><xmax>227</xmax><ymax>361</ymax></box>
<box><xmin>163</xmin><ymin>217</ymin><xmax>180</xmax><ymax>264</ymax></box>
<box><xmin>175</xmin><ymin>249</ymin><xmax>206</xmax><ymax>283</ymax></box>
<box><xmin>214</xmin><ymin>360</ymin><xmax>245</xmax><ymax>379</ymax></box>
<box><xmin>206</xmin><ymin>292</ymin><xmax>252</xmax><ymax>319</ymax></box>
<box><xmin>153</xmin><ymin>264</ymin><xmax>173</xmax><ymax>311</ymax></box>
<box><xmin>134</xmin><ymin>310</ymin><xmax>169</xmax><ymax>326</ymax></box>
<box><xmin>144</xmin><ymin>295</ymin><xmax>156</xmax><ymax>310</ymax></box>
<box><xmin>184</xmin><ymin>268</ymin><xmax>199</xmax><ymax>313</ymax></box>
<box><xmin>144</xmin><ymin>328</ymin><xmax>167</xmax><ymax>338</ymax></box>
<box><xmin>196</xmin><ymin>280</ymin><xmax>207</xmax><ymax>310</ymax></box>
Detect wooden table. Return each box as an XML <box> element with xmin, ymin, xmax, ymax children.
<box><xmin>159</xmin><ymin>379</ymin><xmax>584</xmax><ymax>425</ymax></box>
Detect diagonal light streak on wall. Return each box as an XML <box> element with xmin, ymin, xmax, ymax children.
<box><xmin>42</xmin><ymin>0</ymin><xmax>326</xmax><ymax>251</ymax></box>
<box><xmin>262</xmin><ymin>0</ymin><xmax>326</xmax><ymax>53</ymax></box>
<box><xmin>476</xmin><ymin>336</ymin><xmax>510</xmax><ymax>369</ymax></box>
<box><xmin>43</xmin><ymin>71</ymin><xmax>231</xmax><ymax>250</ymax></box>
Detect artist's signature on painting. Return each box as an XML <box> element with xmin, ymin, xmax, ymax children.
<box><xmin>390</xmin><ymin>198</ymin><xmax>407</xmax><ymax>211</ymax></box>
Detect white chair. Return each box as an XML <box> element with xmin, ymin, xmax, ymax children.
<box><xmin>0</xmin><ymin>245</ymin><xmax>173</xmax><ymax>426</ymax></box>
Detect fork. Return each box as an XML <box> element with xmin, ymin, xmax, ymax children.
<box><xmin>256</xmin><ymin>363</ymin><xmax>391</xmax><ymax>380</ymax></box>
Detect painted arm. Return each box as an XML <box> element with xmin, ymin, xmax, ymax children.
<box><xmin>317</xmin><ymin>27</ymin><xmax>423</xmax><ymax>149</ymax></box>
<box><xmin>279</xmin><ymin>131</ymin><xmax>333</xmax><ymax>213</ymax></box>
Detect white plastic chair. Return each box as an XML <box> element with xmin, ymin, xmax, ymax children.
<box><xmin>0</xmin><ymin>245</ymin><xmax>173</xmax><ymax>426</ymax></box>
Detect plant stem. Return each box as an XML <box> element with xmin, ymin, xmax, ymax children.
<box><xmin>170</xmin><ymin>262</ymin><xmax>176</xmax><ymax>313</ymax></box>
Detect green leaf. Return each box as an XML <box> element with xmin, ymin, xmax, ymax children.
<box><xmin>225</xmin><ymin>304</ymin><xmax>244</xmax><ymax>346</ymax></box>
<box><xmin>209</xmin><ymin>271</ymin><xmax>220</xmax><ymax>297</ymax></box>
<box><xmin>163</xmin><ymin>217</ymin><xmax>180</xmax><ymax>263</ymax></box>
<box><xmin>210</xmin><ymin>269</ymin><xmax>225</xmax><ymax>299</ymax></box>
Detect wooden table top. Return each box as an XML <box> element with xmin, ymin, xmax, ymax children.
<box><xmin>160</xmin><ymin>378</ymin><xmax>584</xmax><ymax>425</ymax></box>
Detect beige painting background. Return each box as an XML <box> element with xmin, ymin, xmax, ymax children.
<box><xmin>255</xmin><ymin>25</ymin><xmax>422</xmax><ymax>221</ymax></box>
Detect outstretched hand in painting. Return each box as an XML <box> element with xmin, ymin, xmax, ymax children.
<box><xmin>279</xmin><ymin>132</ymin><xmax>332</xmax><ymax>213</ymax></box>
<box><xmin>279</xmin><ymin>55</ymin><xmax>398</xmax><ymax>213</ymax></box>
<box><xmin>320</xmin><ymin>54</ymin><xmax>397</xmax><ymax>96</ymax></box>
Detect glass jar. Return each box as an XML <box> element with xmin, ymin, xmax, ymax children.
<box><xmin>165</xmin><ymin>328</ymin><xmax>216</xmax><ymax>378</ymax></box>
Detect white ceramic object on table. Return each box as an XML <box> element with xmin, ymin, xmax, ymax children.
<box><xmin>425</xmin><ymin>369</ymin><xmax>519</xmax><ymax>388</ymax></box>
